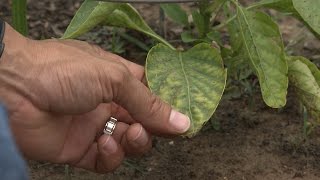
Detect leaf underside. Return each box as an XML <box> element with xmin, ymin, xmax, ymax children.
<box><xmin>146</xmin><ymin>43</ymin><xmax>227</xmax><ymax>137</ymax></box>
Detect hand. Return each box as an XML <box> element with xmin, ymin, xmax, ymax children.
<box><xmin>0</xmin><ymin>23</ymin><xmax>190</xmax><ymax>173</ymax></box>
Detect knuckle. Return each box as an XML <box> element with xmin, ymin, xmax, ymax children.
<box><xmin>110</xmin><ymin>62</ymin><xmax>130</xmax><ymax>86</ymax></box>
<box><xmin>89</xmin><ymin>43</ymin><xmax>105</xmax><ymax>57</ymax></box>
<box><xmin>99</xmin><ymin>61</ymin><xmax>131</xmax><ymax>101</ymax></box>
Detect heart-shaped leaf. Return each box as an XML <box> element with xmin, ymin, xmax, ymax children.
<box><xmin>146</xmin><ymin>43</ymin><xmax>227</xmax><ymax>137</ymax></box>
<box><xmin>62</xmin><ymin>0</ymin><xmax>116</xmax><ymax>39</ymax></box>
<box><xmin>288</xmin><ymin>56</ymin><xmax>320</xmax><ymax>122</ymax></box>
<box><xmin>236</xmin><ymin>6</ymin><xmax>288</xmax><ymax>108</ymax></box>
<box><xmin>292</xmin><ymin>0</ymin><xmax>320</xmax><ymax>36</ymax></box>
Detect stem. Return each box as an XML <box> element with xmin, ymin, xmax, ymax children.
<box><xmin>246</xmin><ymin>1</ymin><xmax>275</xmax><ymax>10</ymax></box>
<box><xmin>112</xmin><ymin>28</ymin><xmax>117</xmax><ymax>53</ymax></box>
<box><xmin>199</xmin><ymin>0</ymin><xmax>212</xmax><ymax>37</ymax></box>
<box><xmin>12</xmin><ymin>0</ymin><xmax>28</xmax><ymax>36</ymax></box>
<box><xmin>64</xmin><ymin>165</ymin><xmax>71</xmax><ymax>180</ymax></box>
<box><xmin>213</xmin><ymin>15</ymin><xmax>236</xmax><ymax>30</ymax></box>
<box><xmin>213</xmin><ymin>0</ymin><xmax>268</xmax><ymax>31</ymax></box>
<box><xmin>118</xmin><ymin>31</ymin><xmax>150</xmax><ymax>52</ymax></box>
<box><xmin>146</xmin><ymin>32</ymin><xmax>176</xmax><ymax>50</ymax></box>
<box><xmin>159</xmin><ymin>7</ymin><xmax>166</xmax><ymax>39</ymax></box>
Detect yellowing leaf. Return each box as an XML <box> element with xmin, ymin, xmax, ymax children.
<box><xmin>236</xmin><ymin>7</ymin><xmax>288</xmax><ymax>108</ymax></box>
<box><xmin>146</xmin><ymin>43</ymin><xmax>227</xmax><ymax>137</ymax></box>
<box><xmin>288</xmin><ymin>56</ymin><xmax>320</xmax><ymax>122</ymax></box>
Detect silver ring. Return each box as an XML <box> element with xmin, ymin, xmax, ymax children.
<box><xmin>104</xmin><ymin>117</ymin><xmax>118</xmax><ymax>135</ymax></box>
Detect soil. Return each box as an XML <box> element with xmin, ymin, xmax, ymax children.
<box><xmin>1</xmin><ymin>0</ymin><xmax>320</xmax><ymax>179</ymax></box>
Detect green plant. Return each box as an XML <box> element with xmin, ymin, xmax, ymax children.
<box><xmin>12</xmin><ymin>0</ymin><xmax>28</xmax><ymax>36</ymax></box>
<box><xmin>62</xmin><ymin>0</ymin><xmax>320</xmax><ymax>137</ymax></box>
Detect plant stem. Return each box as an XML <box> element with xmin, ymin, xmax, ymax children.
<box><xmin>65</xmin><ymin>165</ymin><xmax>71</xmax><ymax>180</ymax></box>
<box><xmin>159</xmin><ymin>7</ymin><xmax>166</xmax><ymax>39</ymax></box>
<box><xmin>198</xmin><ymin>0</ymin><xmax>212</xmax><ymax>37</ymax></box>
<box><xmin>147</xmin><ymin>32</ymin><xmax>176</xmax><ymax>50</ymax></box>
<box><xmin>118</xmin><ymin>31</ymin><xmax>150</xmax><ymax>52</ymax></box>
<box><xmin>213</xmin><ymin>1</ymin><xmax>268</xmax><ymax>31</ymax></box>
<box><xmin>12</xmin><ymin>0</ymin><xmax>28</xmax><ymax>36</ymax></box>
<box><xmin>213</xmin><ymin>15</ymin><xmax>236</xmax><ymax>30</ymax></box>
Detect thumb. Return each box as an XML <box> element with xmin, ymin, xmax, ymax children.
<box><xmin>102</xmin><ymin>61</ymin><xmax>190</xmax><ymax>136</ymax></box>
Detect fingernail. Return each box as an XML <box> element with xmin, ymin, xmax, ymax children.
<box><xmin>169</xmin><ymin>110</ymin><xmax>190</xmax><ymax>133</ymax></box>
<box><xmin>102</xmin><ymin>136</ymin><xmax>117</xmax><ymax>155</ymax></box>
<box><xmin>132</xmin><ymin>126</ymin><xmax>149</xmax><ymax>146</ymax></box>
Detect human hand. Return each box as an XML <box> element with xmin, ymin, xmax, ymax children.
<box><xmin>0</xmin><ymin>23</ymin><xmax>190</xmax><ymax>173</ymax></box>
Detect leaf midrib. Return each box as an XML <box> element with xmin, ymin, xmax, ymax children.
<box><xmin>237</xmin><ymin>8</ymin><xmax>272</xmax><ymax>99</ymax></box>
<box><xmin>178</xmin><ymin>52</ymin><xmax>193</xmax><ymax>131</ymax></box>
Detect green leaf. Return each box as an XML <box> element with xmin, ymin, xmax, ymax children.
<box><xmin>192</xmin><ymin>10</ymin><xmax>206</xmax><ymax>38</ymax></box>
<box><xmin>146</xmin><ymin>43</ymin><xmax>227</xmax><ymax>137</ymax></box>
<box><xmin>104</xmin><ymin>4</ymin><xmax>174</xmax><ymax>49</ymax></box>
<box><xmin>236</xmin><ymin>7</ymin><xmax>288</xmax><ymax>108</ymax></box>
<box><xmin>251</xmin><ymin>0</ymin><xmax>296</xmax><ymax>15</ymax></box>
<box><xmin>206</xmin><ymin>30</ymin><xmax>222</xmax><ymax>45</ymax></box>
<box><xmin>205</xmin><ymin>0</ymin><xmax>228</xmax><ymax>14</ymax></box>
<box><xmin>160</xmin><ymin>4</ymin><xmax>189</xmax><ymax>26</ymax></box>
<box><xmin>181</xmin><ymin>31</ymin><xmax>198</xmax><ymax>43</ymax></box>
<box><xmin>251</xmin><ymin>0</ymin><xmax>320</xmax><ymax>37</ymax></box>
<box><xmin>62</xmin><ymin>0</ymin><xmax>117</xmax><ymax>39</ymax></box>
<box><xmin>288</xmin><ymin>56</ymin><xmax>320</xmax><ymax>122</ymax></box>
<box><xmin>292</xmin><ymin>0</ymin><xmax>320</xmax><ymax>36</ymax></box>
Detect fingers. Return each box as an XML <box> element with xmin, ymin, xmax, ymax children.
<box><xmin>96</xmin><ymin>135</ymin><xmax>124</xmax><ymax>173</ymax></box>
<box><xmin>73</xmin><ymin>135</ymin><xmax>124</xmax><ymax>173</ymax></box>
<box><xmin>112</xmin><ymin>121</ymin><xmax>152</xmax><ymax>156</ymax></box>
<box><xmin>111</xmin><ymin>122</ymin><xmax>129</xmax><ymax>142</ymax></box>
<box><xmin>111</xmin><ymin>103</ymin><xmax>136</xmax><ymax>124</ymax></box>
<box><xmin>75</xmin><ymin>123</ymin><xmax>151</xmax><ymax>173</ymax></box>
<box><xmin>101</xmin><ymin>61</ymin><xmax>190</xmax><ymax>136</ymax></box>
<box><xmin>121</xmin><ymin>123</ymin><xmax>152</xmax><ymax>156</ymax></box>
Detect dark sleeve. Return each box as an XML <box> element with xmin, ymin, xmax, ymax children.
<box><xmin>0</xmin><ymin>104</ymin><xmax>28</xmax><ymax>180</ymax></box>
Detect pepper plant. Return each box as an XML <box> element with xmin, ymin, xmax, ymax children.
<box><xmin>63</xmin><ymin>0</ymin><xmax>320</xmax><ymax>137</ymax></box>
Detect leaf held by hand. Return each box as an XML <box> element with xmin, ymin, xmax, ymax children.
<box><xmin>146</xmin><ymin>43</ymin><xmax>227</xmax><ymax>137</ymax></box>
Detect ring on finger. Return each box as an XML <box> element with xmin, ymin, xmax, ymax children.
<box><xmin>103</xmin><ymin>117</ymin><xmax>118</xmax><ymax>135</ymax></box>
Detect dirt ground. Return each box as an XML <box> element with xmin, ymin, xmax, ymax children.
<box><xmin>1</xmin><ymin>0</ymin><xmax>320</xmax><ymax>179</ymax></box>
